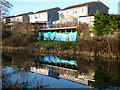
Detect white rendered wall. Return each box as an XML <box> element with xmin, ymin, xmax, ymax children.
<box><xmin>29</xmin><ymin>12</ymin><xmax>48</xmax><ymax>23</ymax></box>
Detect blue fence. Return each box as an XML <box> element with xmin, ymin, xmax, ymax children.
<box><xmin>38</xmin><ymin>32</ymin><xmax>77</xmax><ymax>41</ymax></box>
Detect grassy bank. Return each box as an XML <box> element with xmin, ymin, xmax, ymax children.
<box><xmin>2</xmin><ymin>29</ymin><xmax>120</xmax><ymax>60</ymax></box>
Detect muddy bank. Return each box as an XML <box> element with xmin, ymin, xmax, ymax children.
<box><xmin>2</xmin><ymin>46</ymin><xmax>120</xmax><ymax>61</ymax></box>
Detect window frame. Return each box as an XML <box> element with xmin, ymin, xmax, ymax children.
<box><xmin>67</xmin><ymin>11</ymin><xmax>71</xmax><ymax>16</ymax></box>
<box><xmin>73</xmin><ymin>10</ymin><xmax>77</xmax><ymax>15</ymax></box>
<box><xmin>82</xmin><ymin>8</ymin><xmax>84</xmax><ymax>12</ymax></box>
<box><xmin>96</xmin><ymin>10</ymin><xmax>99</xmax><ymax>14</ymax></box>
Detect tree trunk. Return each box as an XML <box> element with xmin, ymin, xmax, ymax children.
<box><xmin>104</xmin><ymin>35</ymin><xmax>112</xmax><ymax>72</ymax></box>
<box><xmin>0</xmin><ymin>1</ymin><xmax>2</xmax><ymax>89</ymax></box>
<box><xmin>106</xmin><ymin>37</ymin><xmax>112</xmax><ymax>53</ymax></box>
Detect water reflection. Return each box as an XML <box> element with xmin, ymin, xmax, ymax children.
<box><xmin>39</xmin><ymin>55</ymin><xmax>78</xmax><ymax>69</ymax></box>
<box><xmin>2</xmin><ymin>52</ymin><xmax>120</xmax><ymax>89</ymax></box>
<box><xmin>30</xmin><ymin>55</ymin><xmax>94</xmax><ymax>85</ymax></box>
<box><xmin>94</xmin><ymin>66</ymin><xmax>120</xmax><ymax>89</ymax></box>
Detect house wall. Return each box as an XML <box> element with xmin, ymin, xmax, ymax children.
<box><xmin>14</xmin><ymin>16</ymin><xmax>23</xmax><ymax>22</ymax></box>
<box><xmin>78</xmin><ymin>16</ymin><xmax>94</xmax><ymax>27</ymax></box>
<box><xmin>6</xmin><ymin>18</ymin><xmax>11</xmax><ymax>23</ymax></box>
<box><xmin>48</xmin><ymin>8</ymin><xmax>61</xmax><ymax>23</ymax></box>
<box><xmin>29</xmin><ymin>12</ymin><xmax>48</xmax><ymax>23</ymax></box>
<box><xmin>59</xmin><ymin>6</ymin><xmax>88</xmax><ymax>20</ymax></box>
<box><xmin>88</xmin><ymin>2</ymin><xmax>109</xmax><ymax>15</ymax></box>
<box><xmin>23</xmin><ymin>15</ymin><xmax>29</xmax><ymax>22</ymax></box>
<box><xmin>10</xmin><ymin>17</ymin><xmax>15</xmax><ymax>23</ymax></box>
<box><xmin>2</xmin><ymin>18</ymin><xmax>10</xmax><ymax>23</ymax></box>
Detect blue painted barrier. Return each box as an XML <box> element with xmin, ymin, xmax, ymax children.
<box><xmin>39</xmin><ymin>32</ymin><xmax>77</xmax><ymax>41</ymax></box>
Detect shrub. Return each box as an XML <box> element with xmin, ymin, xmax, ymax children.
<box><xmin>59</xmin><ymin>42</ymin><xmax>76</xmax><ymax>50</ymax></box>
<box><xmin>2</xmin><ymin>32</ymin><xmax>27</xmax><ymax>47</ymax></box>
<box><xmin>2</xmin><ymin>23</ymin><xmax>11</xmax><ymax>30</ymax></box>
<box><xmin>2</xmin><ymin>30</ymin><xmax>12</xmax><ymax>40</ymax></box>
<box><xmin>25</xmin><ymin>36</ymin><xmax>38</xmax><ymax>42</ymax></box>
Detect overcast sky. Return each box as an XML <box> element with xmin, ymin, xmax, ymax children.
<box><xmin>7</xmin><ymin>0</ymin><xmax>119</xmax><ymax>16</ymax></box>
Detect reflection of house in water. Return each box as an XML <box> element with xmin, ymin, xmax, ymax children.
<box><xmin>38</xmin><ymin>55</ymin><xmax>78</xmax><ymax>69</ymax></box>
<box><xmin>48</xmin><ymin>67</ymin><xmax>60</xmax><ymax>79</ymax></box>
<box><xmin>30</xmin><ymin>55</ymin><xmax>94</xmax><ymax>85</ymax></box>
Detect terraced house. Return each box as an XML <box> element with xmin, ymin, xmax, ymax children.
<box><xmin>12</xmin><ymin>12</ymin><xmax>33</xmax><ymax>23</ymax></box>
<box><xmin>2</xmin><ymin>12</ymin><xmax>33</xmax><ymax>24</ymax></box>
<box><xmin>58</xmin><ymin>1</ymin><xmax>109</xmax><ymax>20</ymax></box>
<box><xmin>29</xmin><ymin>7</ymin><xmax>61</xmax><ymax>23</ymax></box>
<box><xmin>2</xmin><ymin>16</ymin><xmax>15</xmax><ymax>24</ymax></box>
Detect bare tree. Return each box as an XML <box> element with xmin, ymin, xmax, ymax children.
<box><xmin>0</xmin><ymin>0</ymin><xmax>12</xmax><ymax>18</ymax></box>
<box><xmin>0</xmin><ymin>0</ymin><xmax>12</xmax><ymax>32</ymax></box>
<box><xmin>0</xmin><ymin>1</ymin><xmax>12</xmax><ymax>89</ymax></box>
<box><xmin>77</xmin><ymin>22</ymin><xmax>90</xmax><ymax>40</ymax></box>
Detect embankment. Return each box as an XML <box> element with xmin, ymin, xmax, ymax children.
<box><xmin>2</xmin><ymin>46</ymin><xmax>120</xmax><ymax>61</ymax></box>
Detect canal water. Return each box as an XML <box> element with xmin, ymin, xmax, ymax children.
<box><xmin>2</xmin><ymin>51</ymin><xmax>120</xmax><ymax>89</ymax></box>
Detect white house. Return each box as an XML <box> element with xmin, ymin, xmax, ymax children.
<box><xmin>29</xmin><ymin>7</ymin><xmax>61</xmax><ymax>23</ymax></box>
<box><xmin>58</xmin><ymin>1</ymin><xmax>109</xmax><ymax>20</ymax></box>
<box><xmin>53</xmin><ymin>1</ymin><xmax>109</xmax><ymax>25</ymax></box>
<box><xmin>2</xmin><ymin>16</ymin><xmax>15</xmax><ymax>23</ymax></box>
<box><xmin>3</xmin><ymin>12</ymin><xmax>33</xmax><ymax>24</ymax></box>
<box><xmin>13</xmin><ymin>12</ymin><xmax>33</xmax><ymax>23</ymax></box>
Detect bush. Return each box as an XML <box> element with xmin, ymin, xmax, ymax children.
<box><xmin>2</xmin><ymin>23</ymin><xmax>11</xmax><ymax>30</ymax></box>
<box><xmin>2</xmin><ymin>33</ymin><xmax>27</xmax><ymax>47</ymax></box>
<box><xmin>25</xmin><ymin>36</ymin><xmax>38</xmax><ymax>42</ymax></box>
<box><xmin>2</xmin><ymin>30</ymin><xmax>12</xmax><ymax>40</ymax></box>
<box><xmin>59</xmin><ymin>42</ymin><xmax>76</xmax><ymax>50</ymax></box>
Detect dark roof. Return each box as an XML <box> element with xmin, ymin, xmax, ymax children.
<box><xmin>62</xmin><ymin>1</ymin><xmax>97</xmax><ymax>10</ymax></box>
<box><xmin>3</xmin><ymin>16</ymin><xmax>15</xmax><ymax>19</ymax></box>
<box><xmin>15</xmin><ymin>12</ymin><xmax>33</xmax><ymax>17</ymax></box>
<box><xmin>2</xmin><ymin>12</ymin><xmax>33</xmax><ymax>18</ymax></box>
<box><xmin>34</xmin><ymin>7</ymin><xmax>60</xmax><ymax>14</ymax></box>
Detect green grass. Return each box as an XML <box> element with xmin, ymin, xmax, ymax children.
<box><xmin>39</xmin><ymin>40</ymin><xmax>77</xmax><ymax>47</ymax></box>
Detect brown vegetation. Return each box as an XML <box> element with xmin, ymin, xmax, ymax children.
<box><xmin>2</xmin><ymin>22</ymin><xmax>120</xmax><ymax>60</ymax></box>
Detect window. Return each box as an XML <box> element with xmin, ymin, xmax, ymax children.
<box><xmin>67</xmin><ymin>11</ymin><xmax>70</xmax><ymax>16</ymax></box>
<box><xmin>82</xmin><ymin>8</ymin><xmax>84</xmax><ymax>12</ymax></box>
<box><xmin>60</xmin><ymin>12</ymin><xmax>64</xmax><ymax>18</ymax></box>
<box><xmin>96</xmin><ymin>10</ymin><xmax>98</xmax><ymax>14</ymax></box>
<box><xmin>73</xmin><ymin>10</ymin><xmax>77</xmax><ymax>15</ymax></box>
<box><xmin>35</xmin><ymin>15</ymin><xmax>37</xmax><ymax>19</ymax></box>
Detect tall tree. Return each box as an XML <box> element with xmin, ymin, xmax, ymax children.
<box><xmin>93</xmin><ymin>10</ymin><xmax>119</xmax><ymax>35</ymax></box>
<box><xmin>0</xmin><ymin>0</ymin><xmax>12</xmax><ymax>32</ymax></box>
<box><xmin>93</xmin><ymin>10</ymin><xmax>120</xmax><ymax>53</ymax></box>
<box><xmin>93</xmin><ymin>10</ymin><xmax>120</xmax><ymax>72</ymax></box>
<box><xmin>0</xmin><ymin>1</ymin><xmax>12</xmax><ymax>89</ymax></box>
<box><xmin>0</xmin><ymin>0</ymin><xmax>12</xmax><ymax>18</ymax></box>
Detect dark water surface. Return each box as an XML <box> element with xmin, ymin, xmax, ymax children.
<box><xmin>2</xmin><ymin>51</ymin><xmax>120</xmax><ymax>89</ymax></box>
